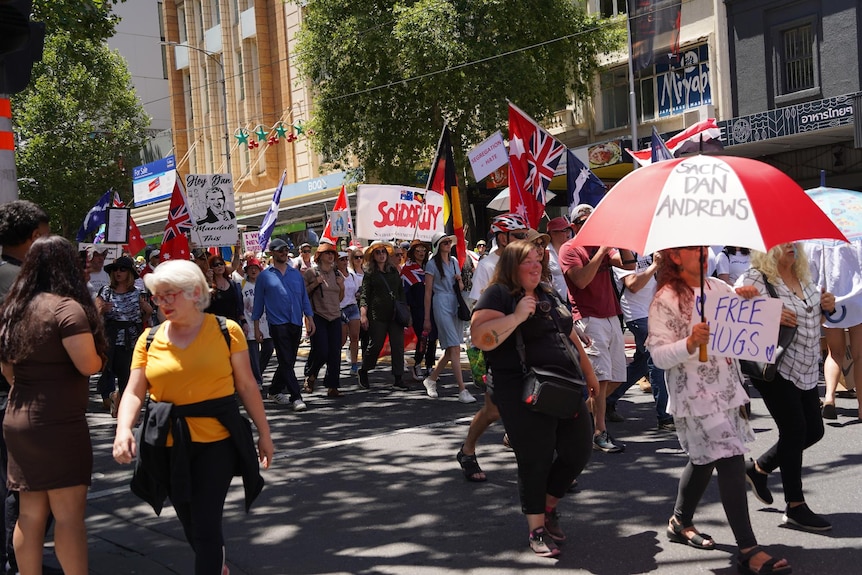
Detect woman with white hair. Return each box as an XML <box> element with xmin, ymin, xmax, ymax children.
<box><xmin>112</xmin><ymin>260</ymin><xmax>273</xmax><ymax>575</ymax></box>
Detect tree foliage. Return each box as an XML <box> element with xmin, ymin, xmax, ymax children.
<box><xmin>295</xmin><ymin>0</ymin><xmax>624</xmax><ymax>183</ymax></box>
<box><xmin>12</xmin><ymin>32</ymin><xmax>149</xmax><ymax>237</ymax></box>
<box><xmin>32</xmin><ymin>0</ymin><xmax>126</xmax><ymax>42</ymax></box>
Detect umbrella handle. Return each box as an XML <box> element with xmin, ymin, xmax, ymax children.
<box><xmin>699</xmin><ymin>344</ymin><xmax>708</xmax><ymax>362</ymax></box>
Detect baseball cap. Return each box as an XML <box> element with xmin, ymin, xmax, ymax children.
<box><xmin>547</xmin><ymin>217</ymin><xmax>573</xmax><ymax>232</ymax></box>
<box><xmin>268</xmin><ymin>238</ymin><xmax>289</xmax><ymax>252</ymax></box>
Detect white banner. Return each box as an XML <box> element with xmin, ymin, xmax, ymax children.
<box><xmin>356</xmin><ymin>185</ymin><xmax>444</xmax><ymax>241</ymax></box>
<box><xmin>186</xmin><ymin>174</ymin><xmax>238</xmax><ymax>247</ymax></box>
<box><xmin>467</xmin><ymin>131</ymin><xmax>507</xmax><ymax>182</ymax></box>
<box><xmin>242</xmin><ymin>231</ymin><xmax>261</xmax><ymax>254</ymax></box>
<box><xmin>694</xmin><ymin>291</ymin><xmax>783</xmax><ymax>363</ymax></box>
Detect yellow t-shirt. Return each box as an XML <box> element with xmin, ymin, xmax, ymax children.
<box><xmin>131</xmin><ymin>314</ymin><xmax>248</xmax><ymax>444</ymax></box>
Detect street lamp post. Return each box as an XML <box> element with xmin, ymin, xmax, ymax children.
<box><xmin>162</xmin><ymin>41</ymin><xmax>230</xmax><ymax>174</ymax></box>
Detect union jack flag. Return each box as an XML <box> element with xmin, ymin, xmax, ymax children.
<box><xmin>526</xmin><ymin>130</ymin><xmax>565</xmax><ymax>205</ymax></box>
<box><xmin>112</xmin><ymin>191</ymin><xmax>125</xmax><ymax>208</ymax></box>
<box><xmin>400</xmin><ymin>261</ymin><xmax>425</xmax><ymax>287</ymax></box>
<box><xmin>163</xmin><ymin>181</ymin><xmax>191</xmax><ymax>242</ymax></box>
<box><xmin>508</xmin><ymin>102</ymin><xmax>565</xmax><ymax>228</ymax></box>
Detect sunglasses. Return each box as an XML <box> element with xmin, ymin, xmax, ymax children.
<box><xmin>373</xmin><ymin>249</ymin><xmax>387</xmax><ymax>255</ymax></box>
<box><xmin>272</xmin><ymin>248</ymin><xmax>288</xmax><ymax>254</ymax></box>
<box><xmin>301</xmin><ymin>250</ymin><xmax>312</xmax><ymax>254</ymax></box>
<box><xmin>440</xmin><ymin>240</ymin><xmax>451</xmax><ymax>246</ymax></box>
<box><xmin>352</xmin><ymin>255</ymin><xmax>363</xmax><ymax>260</ymax></box>
<box><xmin>509</xmin><ymin>231</ymin><xmax>528</xmax><ymax>239</ymax></box>
<box><xmin>151</xmin><ymin>291</ymin><xmax>183</xmax><ymax>306</ymax></box>
<box><xmin>574</xmin><ymin>218</ymin><xmax>587</xmax><ymax>226</ymax></box>
<box><xmin>212</xmin><ymin>262</ymin><xmax>225</xmax><ymax>267</ymax></box>
<box><xmin>339</xmin><ymin>256</ymin><xmax>349</xmax><ymax>261</ymax></box>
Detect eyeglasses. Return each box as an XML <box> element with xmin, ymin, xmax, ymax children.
<box><xmin>509</xmin><ymin>231</ymin><xmax>528</xmax><ymax>239</ymax></box>
<box><xmin>534</xmin><ymin>240</ymin><xmax>547</xmax><ymax>249</ymax></box>
<box><xmin>440</xmin><ymin>240</ymin><xmax>451</xmax><ymax>246</ymax></box>
<box><xmin>151</xmin><ymin>291</ymin><xmax>184</xmax><ymax>305</ymax></box>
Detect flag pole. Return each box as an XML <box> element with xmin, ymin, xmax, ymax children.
<box><xmin>412</xmin><ymin>121</ymin><xmax>449</xmax><ymax>242</ymax></box>
<box><xmin>626</xmin><ymin>8</ymin><xmax>639</xmax><ymax>159</ymax></box>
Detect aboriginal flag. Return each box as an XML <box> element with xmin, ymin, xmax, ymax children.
<box><xmin>429</xmin><ymin>127</ymin><xmax>466</xmax><ymax>260</ymax></box>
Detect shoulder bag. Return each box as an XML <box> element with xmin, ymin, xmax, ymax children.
<box><xmin>738</xmin><ymin>272</ymin><xmax>798</xmax><ymax>382</ymax></box>
<box><xmin>452</xmin><ymin>260</ymin><xmax>471</xmax><ymax>321</ymax></box>
<box><xmin>376</xmin><ymin>272</ymin><xmax>411</xmax><ymax>327</ymax></box>
<box><xmin>518</xmin><ymin>290</ymin><xmax>587</xmax><ymax>418</ymax></box>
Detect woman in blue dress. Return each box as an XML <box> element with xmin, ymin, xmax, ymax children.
<box><xmin>422</xmin><ymin>232</ymin><xmax>475</xmax><ymax>403</ymax></box>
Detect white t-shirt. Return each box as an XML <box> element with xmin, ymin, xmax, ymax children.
<box><xmin>613</xmin><ymin>254</ymin><xmax>656</xmax><ymax>322</ymax></box>
<box><xmin>469</xmin><ymin>251</ymin><xmax>499</xmax><ymax>302</ymax></box>
<box><xmin>547</xmin><ymin>244</ymin><xmax>568</xmax><ymax>302</ymax></box>
<box><xmin>340</xmin><ymin>270</ymin><xmax>360</xmax><ymax>309</ymax></box>
<box><xmin>88</xmin><ymin>269</ymin><xmax>110</xmax><ymax>300</ymax></box>
<box><xmin>715</xmin><ymin>249</ymin><xmax>751</xmax><ymax>285</ymax></box>
<box><xmin>241</xmin><ymin>278</ymin><xmax>270</xmax><ymax>339</ymax></box>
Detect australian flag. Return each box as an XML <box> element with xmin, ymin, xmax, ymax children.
<box><xmin>566</xmin><ymin>150</ymin><xmax>606</xmax><ymax>216</ymax></box>
<box><xmin>75</xmin><ymin>189</ymin><xmax>113</xmax><ymax>241</ymax></box>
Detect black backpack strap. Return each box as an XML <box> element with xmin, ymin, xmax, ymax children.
<box><xmin>215</xmin><ymin>315</ymin><xmax>231</xmax><ymax>351</ymax></box>
<box><xmin>145</xmin><ymin>323</ymin><xmax>163</xmax><ymax>351</ymax></box>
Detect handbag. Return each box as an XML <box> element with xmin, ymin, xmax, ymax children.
<box><xmin>517</xmin><ymin>290</ymin><xmax>586</xmax><ymax>418</ymax></box>
<box><xmin>451</xmin><ymin>260</ymin><xmax>471</xmax><ymax>321</ymax></box>
<box><xmin>376</xmin><ymin>273</ymin><xmax>411</xmax><ymax>327</ymax></box>
<box><xmin>738</xmin><ymin>272</ymin><xmax>798</xmax><ymax>382</ymax></box>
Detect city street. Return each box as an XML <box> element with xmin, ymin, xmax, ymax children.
<box><xmin>78</xmin><ymin>351</ymin><xmax>862</xmax><ymax>574</ymax></box>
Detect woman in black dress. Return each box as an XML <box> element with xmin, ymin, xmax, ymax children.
<box><xmin>0</xmin><ymin>236</ymin><xmax>106</xmax><ymax>575</ymax></box>
<box><xmin>205</xmin><ymin>254</ymin><xmax>245</xmax><ymax>325</ymax></box>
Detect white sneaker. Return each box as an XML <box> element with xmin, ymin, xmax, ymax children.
<box><xmin>458</xmin><ymin>389</ymin><xmax>477</xmax><ymax>403</ymax></box>
<box><xmin>269</xmin><ymin>393</ymin><xmax>291</xmax><ymax>405</ymax></box>
<box><xmin>423</xmin><ymin>377</ymin><xmax>438</xmax><ymax>398</ymax></box>
<box><xmin>292</xmin><ymin>400</ymin><xmax>308</xmax><ymax>412</ymax></box>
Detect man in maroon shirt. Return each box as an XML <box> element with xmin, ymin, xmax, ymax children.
<box><xmin>559</xmin><ymin>213</ymin><xmax>636</xmax><ymax>453</ymax></box>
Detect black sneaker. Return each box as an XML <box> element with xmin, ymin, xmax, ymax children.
<box><xmin>358</xmin><ymin>369</ymin><xmax>370</xmax><ymax>389</ymax></box>
<box><xmin>745</xmin><ymin>458</ymin><xmax>773</xmax><ymax>505</ymax></box>
<box><xmin>544</xmin><ymin>509</ymin><xmax>566</xmax><ymax>542</ymax></box>
<box><xmin>606</xmin><ymin>404</ymin><xmax>626</xmax><ymax>423</ymax></box>
<box><xmin>782</xmin><ymin>503</ymin><xmax>832</xmax><ymax>531</ymax></box>
<box><xmin>528</xmin><ymin>527</ymin><xmax>561</xmax><ymax>557</ymax></box>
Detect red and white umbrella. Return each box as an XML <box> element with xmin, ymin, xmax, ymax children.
<box><xmin>574</xmin><ymin>155</ymin><xmax>848</xmax><ymax>253</ymax></box>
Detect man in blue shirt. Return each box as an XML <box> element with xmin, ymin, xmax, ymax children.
<box><xmin>252</xmin><ymin>238</ymin><xmax>315</xmax><ymax>411</ymax></box>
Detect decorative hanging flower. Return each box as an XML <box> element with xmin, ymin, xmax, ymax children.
<box><xmin>286</xmin><ymin>132</ymin><xmax>298</xmax><ymax>143</ymax></box>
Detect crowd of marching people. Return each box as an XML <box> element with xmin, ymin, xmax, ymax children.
<box><xmin>1</xmin><ymin>196</ymin><xmax>860</xmax><ymax>573</ymax></box>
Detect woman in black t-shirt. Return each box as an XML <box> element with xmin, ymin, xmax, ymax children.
<box><xmin>471</xmin><ymin>240</ymin><xmax>599</xmax><ymax>559</ymax></box>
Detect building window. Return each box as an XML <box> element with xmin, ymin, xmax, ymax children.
<box><xmin>601</xmin><ymin>67</ymin><xmax>629</xmax><ymax>130</ymax></box>
<box><xmin>597</xmin><ymin>0</ymin><xmax>626</xmax><ymax>17</ymax></box>
<box><xmin>236</xmin><ymin>50</ymin><xmax>244</xmax><ymax>101</ymax></box>
<box><xmin>783</xmin><ymin>24</ymin><xmax>814</xmax><ymax>93</ymax></box>
<box><xmin>158</xmin><ymin>3</ymin><xmax>168</xmax><ymax>80</ymax></box>
<box><xmin>177</xmin><ymin>5</ymin><xmax>187</xmax><ymax>42</ymax></box>
<box><xmin>213</xmin><ymin>0</ymin><xmax>220</xmax><ymax>25</ymax></box>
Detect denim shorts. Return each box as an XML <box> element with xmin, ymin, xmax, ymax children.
<box><xmin>341</xmin><ymin>303</ymin><xmax>360</xmax><ymax>323</ymax></box>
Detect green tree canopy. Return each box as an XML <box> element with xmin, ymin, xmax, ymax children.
<box><xmin>33</xmin><ymin>0</ymin><xmax>126</xmax><ymax>42</ymax></box>
<box><xmin>13</xmin><ymin>32</ymin><xmax>149</xmax><ymax>237</ymax></box>
<box><xmin>295</xmin><ymin>0</ymin><xmax>623</xmax><ymax>183</ymax></box>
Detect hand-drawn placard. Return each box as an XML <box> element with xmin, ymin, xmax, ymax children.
<box><xmin>694</xmin><ymin>292</ymin><xmax>783</xmax><ymax>363</ymax></box>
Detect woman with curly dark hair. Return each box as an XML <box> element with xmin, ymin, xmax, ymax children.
<box><xmin>0</xmin><ymin>235</ymin><xmax>107</xmax><ymax>575</ymax></box>
<box><xmin>205</xmin><ymin>254</ymin><xmax>245</xmax><ymax>325</ymax></box>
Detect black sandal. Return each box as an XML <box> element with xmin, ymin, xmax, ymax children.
<box><xmin>456</xmin><ymin>446</ymin><xmax>487</xmax><ymax>482</ymax></box>
<box><xmin>737</xmin><ymin>546</ymin><xmax>792</xmax><ymax>575</ymax></box>
<box><xmin>667</xmin><ymin>517</ymin><xmax>715</xmax><ymax>550</ymax></box>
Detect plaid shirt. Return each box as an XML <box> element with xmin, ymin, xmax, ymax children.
<box><xmin>737</xmin><ymin>269</ymin><xmax>821</xmax><ymax>390</ymax></box>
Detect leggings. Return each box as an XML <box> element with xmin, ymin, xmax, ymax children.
<box><xmin>752</xmin><ymin>373</ymin><xmax>824</xmax><ymax>503</ymax></box>
<box><xmin>673</xmin><ymin>454</ymin><xmax>756</xmax><ymax>549</ymax></box>
<box><xmin>495</xmin><ymin>393</ymin><xmax>593</xmax><ymax>514</ymax></box>
<box><xmin>170</xmin><ymin>439</ymin><xmax>238</xmax><ymax>575</ymax></box>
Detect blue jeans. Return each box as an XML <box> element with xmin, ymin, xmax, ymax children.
<box><xmin>607</xmin><ymin>317</ymin><xmax>671</xmax><ymax>422</ymax></box>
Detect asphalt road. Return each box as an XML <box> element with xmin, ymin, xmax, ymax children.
<box><xmin>73</xmin><ymin>350</ymin><xmax>862</xmax><ymax>574</ymax></box>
